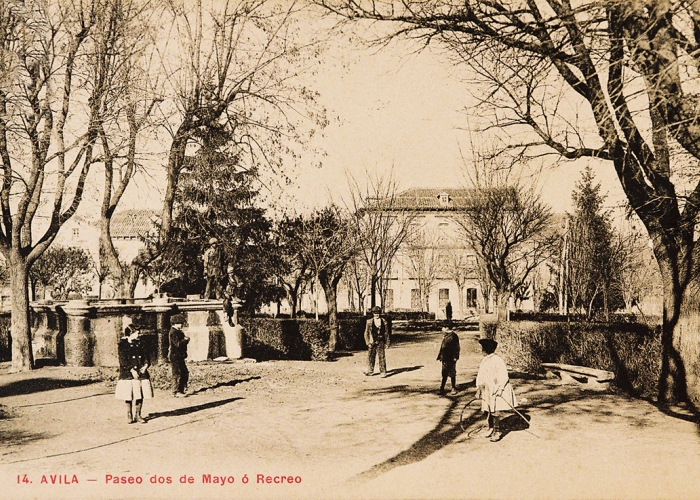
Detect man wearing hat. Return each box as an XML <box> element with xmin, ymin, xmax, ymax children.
<box><xmin>203</xmin><ymin>237</ymin><xmax>223</xmax><ymax>299</ymax></box>
<box><xmin>476</xmin><ymin>338</ymin><xmax>517</xmax><ymax>442</ymax></box>
<box><xmin>168</xmin><ymin>313</ymin><xmax>190</xmax><ymax>397</ymax></box>
<box><xmin>363</xmin><ymin>306</ymin><xmax>391</xmax><ymax>377</ymax></box>
<box><xmin>437</xmin><ymin>325</ymin><xmax>460</xmax><ymax>395</ymax></box>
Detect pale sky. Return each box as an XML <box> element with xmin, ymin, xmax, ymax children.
<box><xmin>96</xmin><ymin>12</ymin><xmax>630</xmax><ymax>220</ymax></box>
<box><xmin>286</xmin><ymin>22</ymin><xmax>627</xmax><ymax>216</ymax></box>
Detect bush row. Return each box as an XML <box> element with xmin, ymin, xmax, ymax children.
<box><xmin>239</xmin><ymin>317</ymin><xmax>369</xmax><ymax>362</ymax></box>
<box><xmin>492</xmin><ymin>320</ymin><xmax>662</xmax><ymax>398</ymax></box>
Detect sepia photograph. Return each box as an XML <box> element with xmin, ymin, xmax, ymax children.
<box><xmin>2</xmin><ymin>0</ymin><xmax>700</xmax><ymax>498</ymax></box>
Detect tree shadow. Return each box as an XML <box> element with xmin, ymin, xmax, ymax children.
<box><xmin>0</xmin><ymin>378</ymin><xmax>100</xmax><ymax>398</ymax></box>
<box><xmin>351</xmin><ymin>381</ymin><xmax>665</xmax><ymax>482</ymax></box>
<box><xmin>146</xmin><ymin>397</ymin><xmax>243</xmax><ymax>420</ymax></box>
<box><xmin>383</xmin><ymin>366</ymin><xmax>423</xmax><ymax>378</ymax></box>
<box><xmin>327</xmin><ymin>352</ymin><xmax>354</xmax><ymax>361</ymax></box>
<box><xmin>190</xmin><ymin>376</ymin><xmax>260</xmax><ymax>395</ymax></box>
<box><xmin>0</xmin><ymin>429</ymin><xmax>52</xmax><ymax>448</ymax></box>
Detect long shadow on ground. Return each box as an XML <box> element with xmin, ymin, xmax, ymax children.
<box><xmin>0</xmin><ymin>378</ymin><xmax>100</xmax><ymax>398</ymax></box>
<box><xmin>352</xmin><ymin>381</ymin><xmax>664</xmax><ymax>482</ymax></box>
<box><xmin>147</xmin><ymin>397</ymin><xmax>242</xmax><ymax>420</ymax></box>
<box><xmin>382</xmin><ymin>366</ymin><xmax>423</xmax><ymax>378</ymax></box>
<box><xmin>190</xmin><ymin>376</ymin><xmax>260</xmax><ymax>395</ymax></box>
<box><xmin>0</xmin><ymin>429</ymin><xmax>52</xmax><ymax>449</ymax></box>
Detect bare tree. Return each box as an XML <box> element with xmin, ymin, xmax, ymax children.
<box><xmin>117</xmin><ymin>0</ymin><xmax>324</xmax><ymax>297</ymax></box>
<box><xmin>0</xmin><ymin>1</ymin><xmax>117</xmax><ymax>371</ymax></box>
<box><xmin>275</xmin><ymin>213</ymin><xmax>312</xmax><ymax>318</ymax></box>
<box><xmin>347</xmin><ymin>171</ymin><xmax>416</xmax><ymax>308</ymax></box>
<box><xmin>443</xmin><ymin>247</ymin><xmax>478</xmax><ymax>318</ymax></box>
<box><xmin>93</xmin><ymin>0</ymin><xmax>162</xmax><ymax>298</ymax></box>
<box><xmin>318</xmin><ymin>0</ymin><xmax>700</xmax><ymax>404</ymax></box>
<box><xmin>299</xmin><ymin>205</ymin><xmax>357</xmax><ymax>351</ymax></box>
<box><xmin>405</xmin><ymin>227</ymin><xmax>443</xmax><ymax>312</ymax></box>
<box><xmin>342</xmin><ymin>255</ymin><xmax>369</xmax><ymax>314</ymax></box>
<box><xmin>456</xmin><ymin>171</ymin><xmax>556</xmax><ymax>320</ymax></box>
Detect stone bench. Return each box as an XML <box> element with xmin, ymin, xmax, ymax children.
<box><xmin>541</xmin><ymin>363</ymin><xmax>615</xmax><ymax>391</ymax></box>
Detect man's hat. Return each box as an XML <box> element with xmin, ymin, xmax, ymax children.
<box><xmin>478</xmin><ymin>338</ymin><xmax>498</xmax><ymax>351</ymax></box>
<box><xmin>170</xmin><ymin>313</ymin><xmax>185</xmax><ymax>325</ymax></box>
<box><xmin>371</xmin><ymin>306</ymin><xmax>382</xmax><ymax>314</ymax></box>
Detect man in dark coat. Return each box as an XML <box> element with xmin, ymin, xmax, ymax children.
<box><xmin>364</xmin><ymin>306</ymin><xmax>391</xmax><ymax>377</ymax></box>
<box><xmin>168</xmin><ymin>314</ymin><xmax>190</xmax><ymax>397</ymax></box>
<box><xmin>437</xmin><ymin>325</ymin><xmax>460</xmax><ymax>395</ymax></box>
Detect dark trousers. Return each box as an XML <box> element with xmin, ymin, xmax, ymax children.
<box><xmin>441</xmin><ymin>360</ymin><xmax>457</xmax><ymax>390</ymax></box>
<box><xmin>171</xmin><ymin>359</ymin><xmax>189</xmax><ymax>394</ymax></box>
<box><xmin>367</xmin><ymin>342</ymin><xmax>387</xmax><ymax>374</ymax></box>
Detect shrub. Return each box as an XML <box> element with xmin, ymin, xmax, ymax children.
<box><xmin>240</xmin><ymin>318</ymin><xmax>329</xmax><ymax>361</ymax></box>
<box><xmin>495</xmin><ymin>320</ymin><xmax>662</xmax><ymax>398</ymax></box>
<box><xmin>388</xmin><ymin>310</ymin><xmax>435</xmax><ymax>321</ymax></box>
<box><xmin>337</xmin><ymin>317</ymin><xmax>366</xmax><ymax>350</ymax></box>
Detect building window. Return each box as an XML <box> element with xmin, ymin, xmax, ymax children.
<box><xmin>72</xmin><ymin>227</ymin><xmax>80</xmax><ymax>240</ymax></box>
<box><xmin>466</xmin><ymin>288</ymin><xmax>478</xmax><ymax>308</ymax></box>
<box><xmin>439</xmin><ymin>288</ymin><xmax>450</xmax><ymax>310</ymax></box>
<box><xmin>438</xmin><ymin>192</ymin><xmax>450</xmax><ymax>206</ymax></box>
<box><xmin>410</xmin><ymin>289</ymin><xmax>421</xmax><ymax>310</ymax></box>
<box><xmin>383</xmin><ymin>289</ymin><xmax>394</xmax><ymax>311</ymax></box>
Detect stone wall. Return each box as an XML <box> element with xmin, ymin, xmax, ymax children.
<box><xmin>28</xmin><ymin>297</ymin><xmax>241</xmax><ymax>367</ymax></box>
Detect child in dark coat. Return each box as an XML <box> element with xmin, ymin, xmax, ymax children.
<box><xmin>437</xmin><ymin>326</ymin><xmax>460</xmax><ymax>395</ymax></box>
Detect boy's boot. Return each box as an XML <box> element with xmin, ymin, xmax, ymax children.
<box><xmin>126</xmin><ymin>402</ymin><xmax>134</xmax><ymax>424</ymax></box>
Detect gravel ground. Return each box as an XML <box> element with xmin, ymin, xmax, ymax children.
<box><xmin>1</xmin><ymin>330</ymin><xmax>700</xmax><ymax>500</ymax></box>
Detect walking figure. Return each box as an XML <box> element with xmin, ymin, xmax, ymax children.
<box><xmin>437</xmin><ymin>325</ymin><xmax>460</xmax><ymax>395</ymax></box>
<box><xmin>364</xmin><ymin>306</ymin><xmax>391</xmax><ymax>377</ymax></box>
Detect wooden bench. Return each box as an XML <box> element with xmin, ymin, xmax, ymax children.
<box><xmin>541</xmin><ymin>363</ymin><xmax>615</xmax><ymax>391</ymax></box>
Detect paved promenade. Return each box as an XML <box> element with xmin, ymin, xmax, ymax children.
<box><xmin>1</xmin><ymin>329</ymin><xmax>700</xmax><ymax>499</ymax></box>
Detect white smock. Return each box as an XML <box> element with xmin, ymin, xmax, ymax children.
<box><xmin>476</xmin><ymin>353</ymin><xmax>517</xmax><ymax>413</ymax></box>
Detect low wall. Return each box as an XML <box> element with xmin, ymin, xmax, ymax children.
<box><xmin>26</xmin><ymin>298</ymin><xmax>238</xmax><ymax>367</ymax></box>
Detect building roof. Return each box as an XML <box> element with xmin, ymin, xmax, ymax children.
<box><xmin>110</xmin><ymin>209</ymin><xmax>160</xmax><ymax>239</ymax></box>
<box><xmin>369</xmin><ymin>188</ymin><xmax>472</xmax><ymax>211</ymax></box>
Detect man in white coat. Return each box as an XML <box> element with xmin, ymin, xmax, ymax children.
<box><xmin>476</xmin><ymin>338</ymin><xmax>517</xmax><ymax>442</ymax></box>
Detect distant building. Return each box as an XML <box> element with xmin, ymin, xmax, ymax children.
<box><xmin>50</xmin><ymin>209</ymin><xmax>160</xmax><ymax>299</ymax></box>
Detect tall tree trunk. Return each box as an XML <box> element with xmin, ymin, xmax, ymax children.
<box><xmin>320</xmin><ymin>272</ymin><xmax>340</xmax><ymax>352</ymax></box>
<box><xmin>9</xmin><ymin>251</ymin><xmax>33</xmax><ymax>372</ymax></box>
<box><xmin>495</xmin><ymin>292</ymin><xmax>509</xmax><ymax>322</ymax></box>
<box><xmin>98</xmin><ymin>216</ymin><xmax>124</xmax><ymax>297</ymax></box>
<box><xmin>370</xmin><ymin>274</ymin><xmax>377</xmax><ymax>308</ymax></box>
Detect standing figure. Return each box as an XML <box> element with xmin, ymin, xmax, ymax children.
<box><xmin>364</xmin><ymin>306</ymin><xmax>391</xmax><ymax>377</ymax></box>
<box><xmin>169</xmin><ymin>314</ymin><xmax>190</xmax><ymax>397</ymax></box>
<box><xmin>437</xmin><ymin>325</ymin><xmax>460</xmax><ymax>395</ymax></box>
<box><xmin>115</xmin><ymin>324</ymin><xmax>153</xmax><ymax>424</ymax></box>
<box><xmin>203</xmin><ymin>237</ymin><xmax>223</xmax><ymax>299</ymax></box>
<box><xmin>476</xmin><ymin>338</ymin><xmax>517</xmax><ymax>442</ymax></box>
<box><xmin>445</xmin><ymin>301</ymin><xmax>453</xmax><ymax>323</ymax></box>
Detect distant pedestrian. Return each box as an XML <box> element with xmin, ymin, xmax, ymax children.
<box><xmin>437</xmin><ymin>326</ymin><xmax>460</xmax><ymax>395</ymax></box>
<box><xmin>364</xmin><ymin>306</ymin><xmax>391</xmax><ymax>377</ymax></box>
<box><xmin>445</xmin><ymin>301</ymin><xmax>453</xmax><ymax>323</ymax></box>
<box><xmin>169</xmin><ymin>314</ymin><xmax>190</xmax><ymax>397</ymax></box>
<box><xmin>115</xmin><ymin>323</ymin><xmax>153</xmax><ymax>424</ymax></box>
<box><xmin>476</xmin><ymin>338</ymin><xmax>517</xmax><ymax>442</ymax></box>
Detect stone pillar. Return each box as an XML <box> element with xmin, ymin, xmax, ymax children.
<box><xmin>145</xmin><ymin>297</ymin><xmax>174</xmax><ymax>364</ymax></box>
<box><xmin>220</xmin><ymin>301</ymin><xmax>243</xmax><ymax>359</ymax></box>
<box><xmin>62</xmin><ymin>300</ymin><xmax>95</xmax><ymax>366</ymax></box>
<box><xmin>185</xmin><ymin>310</ymin><xmax>212</xmax><ymax>361</ymax></box>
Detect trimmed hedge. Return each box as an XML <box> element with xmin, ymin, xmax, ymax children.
<box><xmin>388</xmin><ymin>311</ymin><xmax>435</xmax><ymax>321</ymax></box>
<box><xmin>241</xmin><ymin>318</ymin><xmax>330</xmax><ymax>361</ymax></box>
<box><xmin>494</xmin><ymin>320</ymin><xmax>662</xmax><ymax>398</ymax></box>
<box><xmin>337</xmin><ymin>317</ymin><xmax>367</xmax><ymax>351</ymax></box>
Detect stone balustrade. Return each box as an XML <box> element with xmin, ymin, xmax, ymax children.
<box><xmin>29</xmin><ymin>297</ymin><xmax>243</xmax><ymax>367</ymax></box>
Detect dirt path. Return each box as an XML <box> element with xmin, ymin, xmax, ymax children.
<box><xmin>1</xmin><ymin>330</ymin><xmax>700</xmax><ymax>499</ymax></box>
